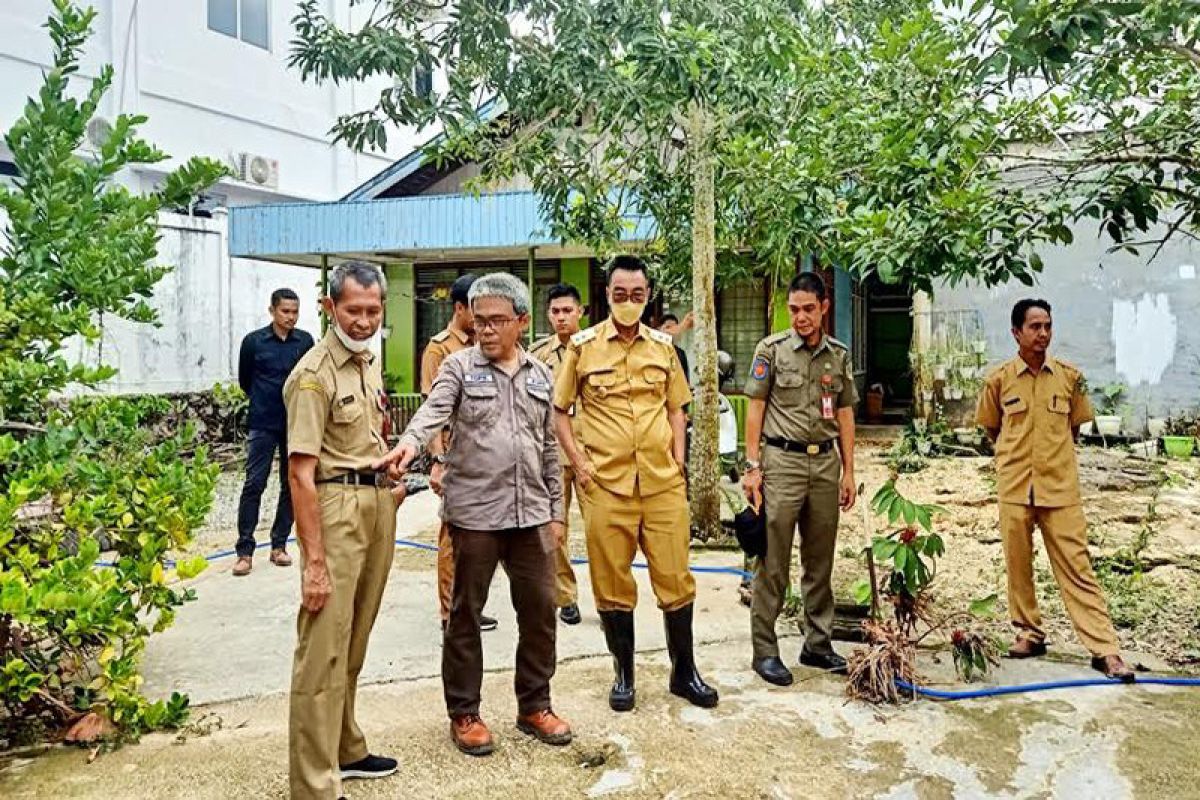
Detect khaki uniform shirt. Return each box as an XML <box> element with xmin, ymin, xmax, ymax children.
<box><xmin>284</xmin><ymin>330</ymin><xmax>389</xmax><ymax>481</ymax></box>
<box><xmin>976</xmin><ymin>355</ymin><xmax>1093</xmax><ymax>508</ymax></box>
<box><xmin>400</xmin><ymin>347</ymin><xmax>564</xmax><ymax>530</ymax></box>
<box><xmin>529</xmin><ymin>333</ymin><xmax>586</xmax><ymax>460</ymax></box>
<box><xmin>744</xmin><ymin>331</ymin><xmax>857</xmax><ymax>443</ymax></box>
<box><xmin>552</xmin><ymin>318</ymin><xmax>691</xmax><ymax>498</ymax></box>
<box><xmin>420</xmin><ymin>325</ymin><xmax>471</xmax><ymax>396</ymax></box>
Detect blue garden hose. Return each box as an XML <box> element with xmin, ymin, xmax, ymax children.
<box><xmin>897</xmin><ymin>676</ymin><xmax>1200</xmax><ymax>699</ymax></box>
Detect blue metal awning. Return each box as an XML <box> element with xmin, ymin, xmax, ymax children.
<box><xmin>228</xmin><ymin>189</ymin><xmax>652</xmax><ymax>267</ymax></box>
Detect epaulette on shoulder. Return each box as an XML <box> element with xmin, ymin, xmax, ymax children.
<box><xmin>297</xmin><ymin>342</ymin><xmax>330</xmax><ymax>373</ymax></box>
<box><xmin>827</xmin><ymin>336</ymin><xmax>849</xmax><ymax>350</ymax></box>
<box><xmin>571</xmin><ymin>328</ymin><xmax>598</xmax><ymax>347</ymax></box>
<box><xmin>529</xmin><ymin>334</ymin><xmax>555</xmax><ymax>353</ymax></box>
<box><xmin>430</xmin><ymin>330</ymin><xmax>451</xmax><ymax>343</ymax></box>
<box><xmin>764</xmin><ymin>330</ymin><xmax>792</xmax><ymax>346</ymax></box>
<box><xmin>647</xmin><ymin>328</ymin><xmax>673</xmax><ymax>345</ymax></box>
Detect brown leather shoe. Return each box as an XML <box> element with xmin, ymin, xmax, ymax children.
<box><xmin>1006</xmin><ymin>637</ymin><xmax>1047</xmax><ymax>659</ymax></box>
<box><xmin>516</xmin><ymin>708</ymin><xmax>572</xmax><ymax>746</ymax></box>
<box><xmin>232</xmin><ymin>556</ymin><xmax>252</xmax><ymax>577</ymax></box>
<box><xmin>1091</xmin><ymin>654</ymin><xmax>1136</xmax><ymax>683</ymax></box>
<box><xmin>270</xmin><ymin>548</ymin><xmax>292</xmax><ymax>567</ymax></box>
<box><xmin>450</xmin><ymin>714</ymin><xmax>494</xmax><ymax>756</ymax></box>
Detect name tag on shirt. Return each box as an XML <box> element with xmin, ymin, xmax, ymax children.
<box><xmin>464</xmin><ymin>372</ymin><xmax>495</xmax><ymax>385</ymax></box>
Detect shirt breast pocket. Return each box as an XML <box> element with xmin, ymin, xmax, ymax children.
<box><xmin>332</xmin><ymin>397</ymin><xmax>364</xmax><ymax>426</ymax></box>
<box><xmin>1048</xmin><ymin>394</ymin><xmax>1071</xmax><ymax>416</ymax></box>
<box><xmin>459</xmin><ymin>384</ymin><xmax>499</xmax><ymax>424</ymax></box>
<box><xmin>1002</xmin><ymin>396</ymin><xmax>1028</xmax><ymax>419</ymax></box>
<box><xmin>775</xmin><ymin>370</ymin><xmax>805</xmax><ymax>397</ymax></box>
<box><xmin>584</xmin><ymin>370</ymin><xmax>619</xmax><ymax>401</ymax></box>
<box><xmin>642</xmin><ymin>365</ymin><xmax>669</xmax><ymax>395</ymax></box>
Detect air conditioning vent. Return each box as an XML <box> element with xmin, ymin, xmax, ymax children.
<box><xmin>234</xmin><ymin>152</ymin><xmax>279</xmax><ymax>189</ymax></box>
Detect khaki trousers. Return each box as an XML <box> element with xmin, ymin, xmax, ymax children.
<box><xmin>999</xmin><ymin>503</ymin><xmax>1120</xmax><ymax>657</ymax></box>
<box><xmin>554</xmin><ymin>466</ymin><xmax>580</xmax><ymax>607</ymax></box>
<box><xmin>751</xmin><ymin>446</ymin><xmax>841</xmax><ymax>659</ymax></box>
<box><xmin>578</xmin><ymin>479</ymin><xmax>695</xmax><ymax>612</ymax></box>
<box><xmin>289</xmin><ymin>484</ymin><xmax>396</xmax><ymax>800</ymax></box>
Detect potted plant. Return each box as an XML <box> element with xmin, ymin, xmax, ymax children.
<box><xmin>1162</xmin><ymin>412</ymin><xmax>1199</xmax><ymax>459</ymax></box>
<box><xmin>1093</xmin><ymin>382</ymin><xmax>1127</xmax><ymax>436</ymax></box>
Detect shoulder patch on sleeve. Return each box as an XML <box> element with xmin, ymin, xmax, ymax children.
<box><xmin>430</xmin><ymin>330</ymin><xmax>450</xmax><ymax>343</ymax></box>
<box><xmin>296</xmin><ymin>380</ymin><xmax>326</xmax><ymax>393</ymax></box>
<box><xmin>751</xmin><ymin>355</ymin><xmax>771</xmax><ymax>381</ymax></box>
<box><xmin>647</xmin><ymin>328</ymin><xmax>674</xmax><ymax>345</ymax></box>
<box><xmin>571</xmin><ymin>328</ymin><xmax>598</xmax><ymax>346</ymax></box>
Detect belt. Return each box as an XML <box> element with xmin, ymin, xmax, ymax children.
<box><xmin>316</xmin><ymin>471</ymin><xmax>389</xmax><ymax>488</ymax></box>
<box><xmin>764</xmin><ymin>436</ymin><xmax>836</xmax><ymax>455</ymax></box>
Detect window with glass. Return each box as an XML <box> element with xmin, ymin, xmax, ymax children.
<box><xmin>716</xmin><ymin>280</ymin><xmax>770</xmax><ymax>391</ymax></box>
<box><xmin>208</xmin><ymin>0</ymin><xmax>269</xmax><ymax>50</ymax></box>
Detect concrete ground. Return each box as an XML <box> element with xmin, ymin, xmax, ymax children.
<box><xmin>2</xmin><ymin>486</ymin><xmax>1199</xmax><ymax>798</ymax></box>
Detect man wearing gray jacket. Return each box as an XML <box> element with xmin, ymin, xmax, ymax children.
<box><xmin>375</xmin><ymin>272</ymin><xmax>571</xmax><ymax>758</ymax></box>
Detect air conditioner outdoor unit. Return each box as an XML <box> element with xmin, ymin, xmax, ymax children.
<box><xmin>235</xmin><ymin>152</ymin><xmax>279</xmax><ymax>189</ymax></box>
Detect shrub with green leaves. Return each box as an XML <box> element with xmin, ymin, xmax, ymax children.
<box><xmin>0</xmin><ymin>1</ymin><xmax>223</xmax><ymax>745</ymax></box>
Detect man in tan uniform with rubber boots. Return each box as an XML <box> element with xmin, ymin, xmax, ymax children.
<box><xmin>553</xmin><ymin>255</ymin><xmax>718</xmax><ymax>712</ymax></box>
<box><xmin>976</xmin><ymin>298</ymin><xmax>1134</xmax><ymax>681</ymax></box>
<box><xmin>421</xmin><ymin>274</ymin><xmax>498</xmax><ymax>634</ymax></box>
<box><xmin>285</xmin><ymin>261</ymin><xmax>401</xmax><ymax>799</ymax></box>
<box><xmin>742</xmin><ymin>271</ymin><xmax>858</xmax><ymax>687</ymax></box>
<box><xmin>529</xmin><ymin>283</ymin><xmax>586</xmax><ymax>626</ymax></box>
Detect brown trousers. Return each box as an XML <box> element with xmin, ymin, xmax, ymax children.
<box><xmin>554</xmin><ymin>466</ymin><xmax>581</xmax><ymax>607</ymax></box>
<box><xmin>751</xmin><ymin>447</ymin><xmax>841</xmax><ymax>659</ymax></box>
<box><xmin>437</xmin><ymin>519</ymin><xmax>454</xmax><ymax>621</ymax></box>
<box><xmin>443</xmin><ymin>525</ymin><xmax>557</xmax><ymax>717</ymax></box>
<box><xmin>290</xmin><ymin>485</ymin><xmax>396</xmax><ymax>800</ymax></box>
<box><xmin>1000</xmin><ymin>503</ymin><xmax>1120</xmax><ymax>657</ymax></box>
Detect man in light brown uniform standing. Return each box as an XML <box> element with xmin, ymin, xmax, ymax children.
<box><xmin>421</xmin><ymin>273</ymin><xmax>498</xmax><ymax>633</ymax></box>
<box><xmin>741</xmin><ymin>272</ymin><xmax>857</xmax><ymax>687</ymax></box>
<box><xmin>285</xmin><ymin>261</ymin><xmax>401</xmax><ymax>799</ymax></box>
<box><xmin>377</xmin><ymin>273</ymin><xmax>571</xmax><ymax>757</ymax></box>
<box><xmin>553</xmin><ymin>255</ymin><xmax>718</xmax><ymax>712</ymax></box>
<box><xmin>529</xmin><ymin>283</ymin><xmax>586</xmax><ymax>626</ymax></box>
<box><xmin>976</xmin><ymin>298</ymin><xmax>1134</xmax><ymax>681</ymax></box>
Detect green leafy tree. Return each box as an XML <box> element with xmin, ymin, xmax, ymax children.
<box><xmin>0</xmin><ymin>1</ymin><xmax>224</xmax><ymax>744</ymax></box>
<box><xmin>290</xmin><ymin>0</ymin><xmax>1071</xmax><ymax>536</ymax></box>
<box><xmin>985</xmin><ymin>0</ymin><xmax>1200</xmax><ymax>255</ymax></box>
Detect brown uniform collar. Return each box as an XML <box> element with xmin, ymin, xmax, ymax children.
<box><xmin>445</xmin><ymin>324</ymin><xmax>472</xmax><ymax>346</ymax></box>
<box><xmin>324</xmin><ymin>328</ymin><xmax>375</xmax><ymax>368</ymax></box>
<box><xmin>1011</xmin><ymin>354</ymin><xmax>1058</xmax><ymax>376</ymax></box>
<box><xmin>601</xmin><ymin>317</ymin><xmax>648</xmax><ymax>341</ymax></box>
<box><xmin>789</xmin><ymin>330</ymin><xmax>834</xmax><ymax>355</ymax></box>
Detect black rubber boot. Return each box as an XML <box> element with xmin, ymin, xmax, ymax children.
<box><xmin>664</xmin><ymin>604</ymin><xmax>719</xmax><ymax>708</ymax></box>
<box><xmin>598</xmin><ymin>610</ymin><xmax>636</xmax><ymax>711</ymax></box>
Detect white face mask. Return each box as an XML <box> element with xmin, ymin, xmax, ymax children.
<box><xmin>333</xmin><ymin>321</ymin><xmax>372</xmax><ymax>354</ymax></box>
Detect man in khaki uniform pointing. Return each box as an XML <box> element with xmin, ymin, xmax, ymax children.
<box><xmin>285</xmin><ymin>261</ymin><xmax>402</xmax><ymax>799</ymax></box>
<box><xmin>553</xmin><ymin>255</ymin><xmax>718</xmax><ymax>712</ymax></box>
<box><xmin>976</xmin><ymin>298</ymin><xmax>1134</xmax><ymax>681</ymax></box>
<box><xmin>742</xmin><ymin>271</ymin><xmax>857</xmax><ymax>687</ymax></box>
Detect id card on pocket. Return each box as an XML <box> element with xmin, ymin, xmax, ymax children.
<box><xmin>821</xmin><ymin>394</ymin><xmax>835</xmax><ymax>420</ymax></box>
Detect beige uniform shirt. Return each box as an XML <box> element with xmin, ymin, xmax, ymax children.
<box><xmin>552</xmin><ymin>319</ymin><xmax>691</xmax><ymax>498</ymax></box>
<box><xmin>400</xmin><ymin>346</ymin><xmax>564</xmax><ymax>530</ymax></box>
<box><xmin>744</xmin><ymin>330</ymin><xmax>857</xmax><ymax>443</ymax></box>
<box><xmin>284</xmin><ymin>330</ymin><xmax>389</xmax><ymax>481</ymax></box>
<box><xmin>976</xmin><ymin>355</ymin><xmax>1093</xmax><ymax>508</ymax></box>
<box><xmin>420</xmin><ymin>325</ymin><xmax>471</xmax><ymax>396</ymax></box>
<box><xmin>529</xmin><ymin>333</ymin><xmax>586</xmax><ymax>460</ymax></box>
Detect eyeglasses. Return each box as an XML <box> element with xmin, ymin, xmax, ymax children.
<box><xmin>474</xmin><ymin>316</ymin><xmax>519</xmax><ymax>331</ymax></box>
<box><xmin>610</xmin><ymin>291</ymin><xmax>647</xmax><ymax>303</ymax></box>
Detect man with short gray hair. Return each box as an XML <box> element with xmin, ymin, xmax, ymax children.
<box><xmin>375</xmin><ymin>271</ymin><xmax>571</xmax><ymax>757</ymax></box>
<box><xmin>285</xmin><ymin>260</ymin><xmax>403</xmax><ymax>798</ymax></box>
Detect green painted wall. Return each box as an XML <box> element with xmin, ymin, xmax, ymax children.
<box><xmin>560</xmin><ymin>257</ymin><xmax>591</xmax><ymax>326</ymax></box>
<box><xmin>384</xmin><ymin>261</ymin><xmax>416</xmax><ymax>393</ymax></box>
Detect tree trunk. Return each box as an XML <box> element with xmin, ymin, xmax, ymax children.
<box><xmin>686</xmin><ymin>103</ymin><xmax>723</xmax><ymax>541</ymax></box>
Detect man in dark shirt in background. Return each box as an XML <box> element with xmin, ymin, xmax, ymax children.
<box><xmin>233</xmin><ymin>288</ymin><xmax>315</xmax><ymax>576</ymax></box>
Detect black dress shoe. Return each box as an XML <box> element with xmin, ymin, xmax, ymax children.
<box><xmin>480</xmin><ymin>614</ymin><xmax>498</xmax><ymax>632</ymax></box>
<box><xmin>799</xmin><ymin>647</ymin><xmax>848</xmax><ymax>675</ymax></box>
<box><xmin>559</xmin><ymin>604</ymin><xmax>582</xmax><ymax>625</ymax></box>
<box><xmin>753</xmin><ymin>656</ymin><xmax>794</xmax><ymax>687</ymax></box>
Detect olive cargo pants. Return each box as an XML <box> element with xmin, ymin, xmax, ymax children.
<box><xmin>751</xmin><ymin>446</ymin><xmax>841</xmax><ymax>659</ymax></box>
<box><xmin>289</xmin><ymin>484</ymin><xmax>396</xmax><ymax>800</ymax></box>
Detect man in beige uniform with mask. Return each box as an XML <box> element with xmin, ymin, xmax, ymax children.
<box><xmin>285</xmin><ymin>261</ymin><xmax>402</xmax><ymax>799</ymax></box>
<box><xmin>553</xmin><ymin>255</ymin><xmax>718</xmax><ymax>713</ymax></box>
